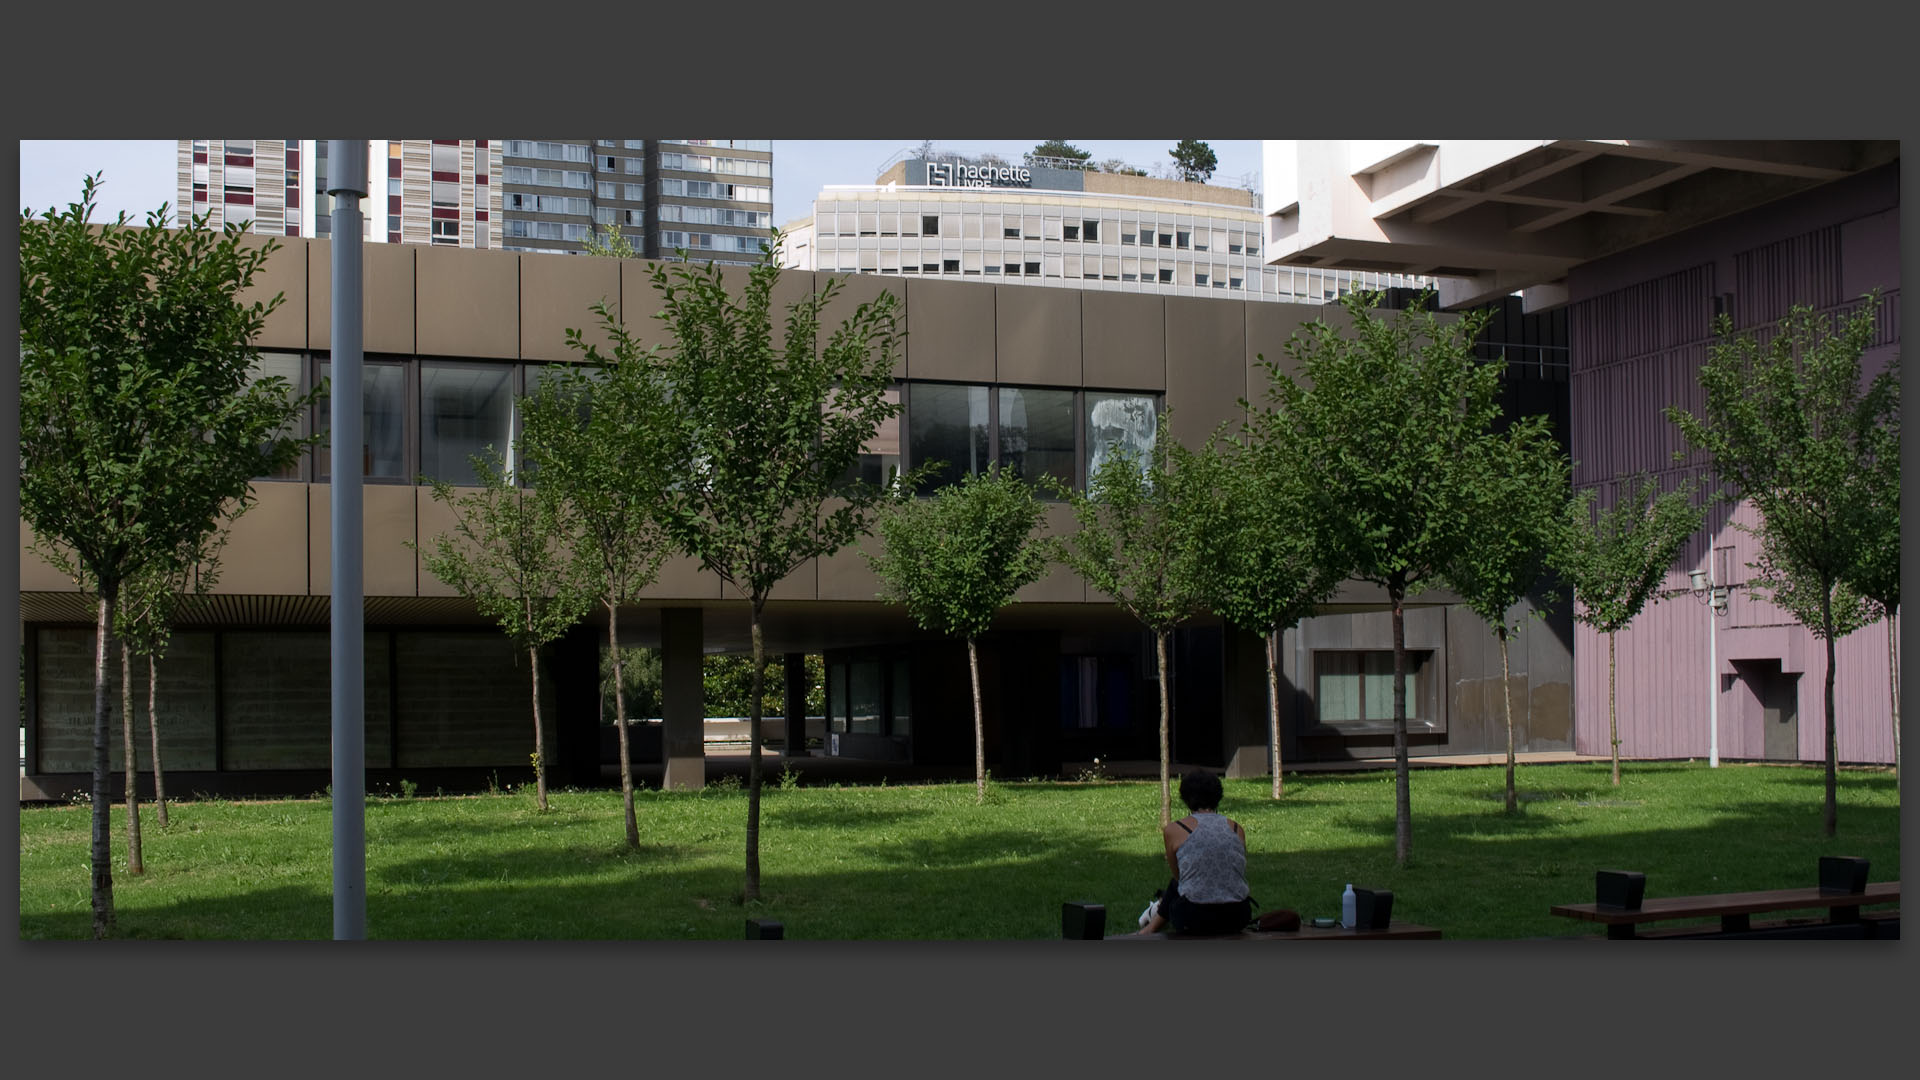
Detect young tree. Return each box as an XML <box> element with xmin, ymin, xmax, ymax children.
<box><xmin>19</xmin><ymin>176</ymin><xmax>313</xmax><ymax>936</ymax></box>
<box><xmin>1168</xmin><ymin>139</ymin><xmax>1219</xmax><ymax>183</ymax></box>
<box><xmin>866</xmin><ymin>465</ymin><xmax>1050</xmax><ymax>803</ymax></box>
<box><xmin>1556</xmin><ymin>473</ymin><xmax>1704</xmax><ymax>786</ymax></box>
<box><xmin>1667</xmin><ymin>296</ymin><xmax>1895</xmax><ymax>834</ymax></box>
<box><xmin>414</xmin><ymin>449</ymin><xmax>594</xmax><ymax>812</ymax></box>
<box><xmin>1186</xmin><ymin>420</ymin><xmax>1346</xmax><ymax>800</ymax></box>
<box><xmin>648</xmin><ymin>233</ymin><xmax>907</xmax><ymax>901</ymax></box>
<box><xmin>111</xmin><ymin>526</ymin><xmax>231</xmax><ymax>836</ymax></box>
<box><xmin>1266</xmin><ymin>290</ymin><xmax>1504</xmax><ymax>866</ymax></box>
<box><xmin>520</xmin><ymin>319</ymin><xmax>672</xmax><ymax>847</ymax></box>
<box><xmin>1025</xmin><ymin>140</ymin><xmax>1092</xmax><ymax>166</ymax></box>
<box><xmin>581</xmin><ymin>221</ymin><xmax>639</xmax><ymax>260</ymax></box>
<box><xmin>1048</xmin><ymin>428</ymin><xmax>1212</xmax><ymax>827</ymax></box>
<box><xmin>1443</xmin><ymin>421</ymin><xmax>1572</xmax><ymax>811</ymax></box>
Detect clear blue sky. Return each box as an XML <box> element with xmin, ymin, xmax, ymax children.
<box><xmin>20</xmin><ymin>139</ymin><xmax>1264</xmax><ymax>229</ymax></box>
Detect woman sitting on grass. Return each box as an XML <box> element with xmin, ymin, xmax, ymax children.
<box><xmin>1138</xmin><ymin>770</ymin><xmax>1251</xmax><ymax>936</ymax></box>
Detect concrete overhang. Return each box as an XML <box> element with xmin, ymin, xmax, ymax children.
<box><xmin>1269</xmin><ymin>140</ymin><xmax>1899</xmax><ymax>310</ymax></box>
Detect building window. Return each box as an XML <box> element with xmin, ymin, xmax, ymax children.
<box><xmin>315</xmin><ymin>359</ymin><xmax>407</xmax><ymax>482</ymax></box>
<box><xmin>249</xmin><ymin>352</ymin><xmax>308</xmax><ymax>481</ymax></box>
<box><xmin>1313</xmin><ymin>651</ymin><xmax>1434</xmax><ymax>731</ymax></box>
<box><xmin>1159</xmin><ymin>233</ymin><xmax>1173</xmax><ymax>248</ymax></box>
<box><xmin>419</xmin><ymin>362</ymin><xmax>515</xmax><ymax>486</ymax></box>
<box><xmin>1085</xmin><ymin>392</ymin><xmax>1158</xmax><ymax>481</ymax></box>
<box><xmin>1062</xmin><ymin>223</ymin><xmax>1079</xmax><ymax>241</ymax></box>
<box><xmin>431</xmin><ymin>143</ymin><xmax>461</xmax><ymax>175</ymax></box>
<box><xmin>431</xmin><ymin>219</ymin><xmax>461</xmax><ymax>245</ymax></box>
<box><xmin>1083</xmin><ymin>220</ymin><xmax>1099</xmax><ymax>242</ymax></box>
<box><xmin>907</xmin><ymin>383</ymin><xmax>990</xmax><ymax>491</ymax></box>
<box><xmin>828</xmin><ymin>664</ymin><xmax>847</xmax><ymax>734</ymax></box>
<box><xmin>432</xmin><ymin>181</ymin><xmax>461</xmax><ymax>208</ymax></box>
<box><xmin>997</xmin><ymin>387</ymin><xmax>1075</xmax><ymax>494</ymax></box>
<box><xmin>943</xmin><ymin>259</ymin><xmax>959</xmax><ymax>273</ymax></box>
<box><xmin>1025</xmin><ymin>261</ymin><xmax>1040</xmax><ymax>276</ymax></box>
<box><xmin>1159</xmin><ymin>267</ymin><xmax>1174</xmax><ymax>283</ymax></box>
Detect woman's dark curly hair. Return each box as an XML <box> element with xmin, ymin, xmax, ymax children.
<box><xmin>1178</xmin><ymin>769</ymin><xmax>1223</xmax><ymax>812</ymax></box>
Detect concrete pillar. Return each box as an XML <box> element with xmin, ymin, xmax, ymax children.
<box><xmin>783</xmin><ymin>652</ymin><xmax>807</xmax><ymax>757</ymax></box>
<box><xmin>1223</xmin><ymin>627</ymin><xmax>1275</xmax><ymax>780</ymax></box>
<box><xmin>661</xmin><ymin>607</ymin><xmax>705</xmax><ymax>790</ymax></box>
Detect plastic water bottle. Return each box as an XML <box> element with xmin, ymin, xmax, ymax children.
<box><xmin>1341</xmin><ymin>883</ymin><xmax>1356</xmax><ymax>929</ymax></box>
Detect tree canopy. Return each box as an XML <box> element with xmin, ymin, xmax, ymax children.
<box><xmin>1026</xmin><ymin>140</ymin><xmax>1092</xmax><ymax>166</ymax></box>
<box><xmin>19</xmin><ymin>175</ymin><xmax>315</xmax><ymax>936</ymax></box>
<box><xmin>1169</xmin><ymin>139</ymin><xmax>1219</xmax><ymax>183</ymax></box>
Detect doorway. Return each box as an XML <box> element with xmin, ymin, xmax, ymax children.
<box><xmin>1737</xmin><ymin>659</ymin><xmax>1801</xmax><ymax>761</ymax></box>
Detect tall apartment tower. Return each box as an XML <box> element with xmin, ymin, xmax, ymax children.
<box><xmin>178</xmin><ymin>139</ymin><xmax>505</xmax><ymax>248</ymax></box>
<box><xmin>181</xmin><ymin>138</ymin><xmax>771</xmax><ymax>260</ymax></box>
<box><xmin>498</xmin><ymin>138</ymin><xmax>774</xmax><ymax>261</ymax></box>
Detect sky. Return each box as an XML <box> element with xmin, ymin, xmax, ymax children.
<box><xmin>19</xmin><ymin>139</ymin><xmax>1265</xmax><ymax>229</ymax></box>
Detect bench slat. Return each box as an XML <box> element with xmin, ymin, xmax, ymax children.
<box><xmin>1550</xmin><ymin>881</ymin><xmax>1898</xmax><ymax>925</ymax></box>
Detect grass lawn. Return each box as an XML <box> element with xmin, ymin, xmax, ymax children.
<box><xmin>18</xmin><ymin>761</ymin><xmax>1899</xmax><ymax>940</ymax></box>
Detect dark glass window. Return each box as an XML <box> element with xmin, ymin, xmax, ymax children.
<box><xmin>419</xmin><ymin>361</ymin><xmax>515</xmax><ymax>485</ymax></box>
<box><xmin>997</xmin><ymin>387</ymin><xmax>1075</xmax><ymax>494</ymax></box>
<box><xmin>249</xmin><ymin>351</ymin><xmax>307</xmax><ymax>481</ymax></box>
<box><xmin>907</xmin><ymin>383</ymin><xmax>989</xmax><ymax>492</ymax></box>
<box><xmin>850</xmin><ymin>660</ymin><xmax>882</xmax><ymax>735</ymax></box>
<box><xmin>316</xmin><ymin>359</ymin><xmax>407</xmax><ymax>481</ymax></box>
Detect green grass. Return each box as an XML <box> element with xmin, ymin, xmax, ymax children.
<box><xmin>18</xmin><ymin>761</ymin><xmax>1899</xmax><ymax>940</ymax></box>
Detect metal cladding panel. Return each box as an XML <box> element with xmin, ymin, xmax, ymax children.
<box><xmin>815</xmin><ymin>271</ymin><xmax>906</xmax><ymax>379</ymax></box>
<box><xmin>211</xmin><ymin>484</ymin><xmax>309</xmax><ymax>595</ymax></box>
<box><xmin>519</xmin><ymin>249</ymin><xmax>620</xmax><ymax>362</ymax></box>
<box><xmin>241</xmin><ymin>234</ymin><xmax>308</xmax><ymax>349</ymax></box>
<box><xmin>1081</xmin><ymin>290</ymin><xmax>1163</xmax><ymax>391</ymax></box>
<box><xmin>617</xmin><ymin>257</ymin><xmax>675</xmax><ymax>352</ymax></box>
<box><xmin>1012</xmin><ymin>502</ymin><xmax>1087</xmax><ymax>604</ymax></box>
<box><xmin>1244</xmin><ymin>299</ymin><xmax>1344</xmax><ymax>399</ymax></box>
<box><xmin>308</xmin><ymin>483</ymin><xmax>418</xmax><ymax>596</ymax></box>
<box><xmin>1163</xmin><ymin>296</ymin><xmax>1247</xmax><ymax>451</ymax></box>
<box><xmin>416</xmin><ymin>245</ymin><xmax>519</xmax><ymax>358</ymax></box>
<box><xmin>308</xmin><ymin>238</ymin><xmax>416</xmax><ymax>354</ymax></box>
<box><xmin>413</xmin><ymin>486</ymin><xmax>470</xmax><ymax>598</ymax></box>
<box><xmin>903</xmin><ymin>277</ymin><xmax>994</xmax><ymax>383</ymax></box>
<box><xmin>994</xmin><ymin>285</ymin><xmax>1081</xmax><ymax>387</ymax></box>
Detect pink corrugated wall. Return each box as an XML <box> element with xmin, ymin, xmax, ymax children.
<box><xmin>1565</xmin><ymin>183</ymin><xmax>1899</xmax><ymax>765</ymax></box>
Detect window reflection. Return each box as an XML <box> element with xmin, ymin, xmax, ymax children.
<box><xmin>1085</xmin><ymin>393</ymin><xmax>1158</xmax><ymax>481</ymax></box>
<box><xmin>907</xmin><ymin>383</ymin><xmax>989</xmax><ymax>492</ymax></box>
<box><xmin>997</xmin><ymin>387</ymin><xmax>1075</xmax><ymax>494</ymax></box>
<box><xmin>316</xmin><ymin>359</ymin><xmax>407</xmax><ymax>481</ymax></box>
<box><xmin>420</xmin><ymin>361</ymin><xmax>514</xmax><ymax>486</ymax></box>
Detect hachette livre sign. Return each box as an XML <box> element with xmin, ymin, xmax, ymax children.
<box><xmin>927</xmin><ymin>162</ymin><xmax>1032</xmax><ymax>188</ymax></box>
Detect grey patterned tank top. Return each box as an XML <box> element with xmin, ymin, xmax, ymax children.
<box><xmin>1176</xmin><ymin>812</ymin><xmax>1248</xmax><ymax>904</ymax></box>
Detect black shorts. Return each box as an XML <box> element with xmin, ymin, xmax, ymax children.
<box><xmin>1161</xmin><ymin>876</ymin><xmax>1252</xmax><ymax>936</ymax></box>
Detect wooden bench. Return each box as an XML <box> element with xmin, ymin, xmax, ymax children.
<box><xmin>1550</xmin><ymin>859</ymin><xmax>1899</xmax><ymax>940</ymax></box>
<box><xmin>1061</xmin><ymin>901</ymin><xmax>1439</xmax><ymax>940</ymax></box>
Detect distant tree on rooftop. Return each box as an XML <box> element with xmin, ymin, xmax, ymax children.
<box><xmin>1026</xmin><ymin>140</ymin><xmax>1092</xmax><ymax>167</ymax></box>
<box><xmin>1170</xmin><ymin>140</ymin><xmax>1219</xmax><ymax>183</ymax></box>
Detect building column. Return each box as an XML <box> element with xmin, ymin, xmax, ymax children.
<box><xmin>1223</xmin><ymin>627</ymin><xmax>1276</xmax><ymax>779</ymax></box>
<box><xmin>782</xmin><ymin>653</ymin><xmax>807</xmax><ymax>758</ymax></box>
<box><xmin>661</xmin><ymin>607</ymin><xmax>705</xmax><ymax>790</ymax></box>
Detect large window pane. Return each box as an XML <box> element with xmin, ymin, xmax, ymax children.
<box><xmin>222</xmin><ymin>631</ymin><xmax>390</xmax><ymax>769</ymax></box>
<box><xmin>850</xmin><ymin>660</ymin><xmax>882</xmax><ymax>735</ymax></box>
<box><xmin>316</xmin><ymin>359</ymin><xmax>407</xmax><ymax>481</ymax></box>
<box><xmin>1316</xmin><ymin>655</ymin><xmax>1362</xmax><ymax>725</ymax></box>
<box><xmin>1085</xmin><ymin>392</ymin><xmax>1158</xmax><ymax>482</ymax></box>
<box><xmin>420</xmin><ymin>361</ymin><xmax>515</xmax><ymax>485</ymax></box>
<box><xmin>834</xmin><ymin>387</ymin><xmax>901</xmax><ymax>490</ymax></box>
<box><xmin>998</xmin><ymin>387</ymin><xmax>1075</xmax><ymax>494</ymax></box>
<box><xmin>249</xmin><ymin>351</ymin><xmax>307</xmax><ymax>480</ymax></box>
<box><xmin>908</xmin><ymin>383</ymin><xmax>989</xmax><ymax>492</ymax></box>
<box><xmin>828</xmin><ymin>664</ymin><xmax>847</xmax><ymax>733</ymax></box>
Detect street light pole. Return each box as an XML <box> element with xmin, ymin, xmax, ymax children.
<box><xmin>1689</xmin><ymin>564</ymin><xmax>1730</xmax><ymax>768</ymax></box>
<box><xmin>327</xmin><ymin>139</ymin><xmax>368</xmax><ymax>941</ymax></box>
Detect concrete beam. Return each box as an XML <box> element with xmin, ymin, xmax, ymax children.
<box><xmin>661</xmin><ymin>607</ymin><xmax>705</xmax><ymax>790</ymax></box>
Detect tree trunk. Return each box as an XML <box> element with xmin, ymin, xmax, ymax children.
<box><xmin>968</xmin><ymin>636</ymin><xmax>986</xmax><ymax>804</ymax></box>
<box><xmin>1888</xmin><ymin>608</ymin><xmax>1900</xmax><ymax>779</ymax></box>
<box><xmin>1156</xmin><ymin>628</ymin><xmax>1172</xmax><ymax>828</ymax></box>
<box><xmin>91</xmin><ymin>589</ymin><xmax>118</xmax><ymax>938</ymax></box>
<box><xmin>1501</xmin><ymin>628</ymin><xmax>1516</xmax><ymax>813</ymax></box>
<box><xmin>609</xmin><ymin>601</ymin><xmax>638</xmax><ymax>848</ymax></box>
<box><xmin>1823</xmin><ymin>586</ymin><xmax>1837</xmax><ymax>838</ymax></box>
<box><xmin>529</xmin><ymin>642</ymin><xmax>548</xmax><ymax>813</ymax></box>
<box><xmin>121</xmin><ymin>635</ymin><xmax>143</xmax><ymax>876</ymax></box>
<box><xmin>148</xmin><ymin>653</ymin><xmax>168</xmax><ymax>828</ymax></box>
<box><xmin>745</xmin><ymin>604</ymin><xmax>767</xmax><ymax>902</ymax></box>
<box><xmin>1266</xmin><ymin>628</ymin><xmax>1284</xmax><ymax>800</ymax></box>
<box><xmin>1391</xmin><ymin>587</ymin><xmax>1410</xmax><ymax>867</ymax></box>
<box><xmin>1609</xmin><ymin>631</ymin><xmax>1620</xmax><ymax>786</ymax></box>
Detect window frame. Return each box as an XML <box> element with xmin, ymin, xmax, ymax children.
<box><xmin>1307</xmin><ymin>649</ymin><xmax>1442</xmax><ymax>735</ymax></box>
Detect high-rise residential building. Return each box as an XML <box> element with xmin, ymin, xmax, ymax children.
<box><xmin>779</xmin><ymin>147</ymin><xmax>1424</xmax><ymax>303</ymax></box>
<box><xmin>181</xmin><ymin>138</ymin><xmax>772</xmax><ymax>261</ymax></box>
<box><xmin>177</xmin><ymin>140</ymin><xmax>503</xmax><ymax>247</ymax></box>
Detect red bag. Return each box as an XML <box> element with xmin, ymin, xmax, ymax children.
<box><xmin>1253</xmin><ymin>908</ymin><xmax>1301</xmax><ymax>932</ymax></box>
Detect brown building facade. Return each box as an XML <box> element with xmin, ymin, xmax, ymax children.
<box><xmin>18</xmin><ymin>238</ymin><xmax>1573</xmax><ymax>799</ymax></box>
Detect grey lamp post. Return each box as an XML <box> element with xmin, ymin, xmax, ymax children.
<box><xmin>327</xmin><ymin>139</ymin><xmax>368</xmax><ymax>940</ymax></box>
<box><xmin>1688</xmin><ymin>565</ymin><xmax>1731</xmax><ymax>767</ymax></box>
